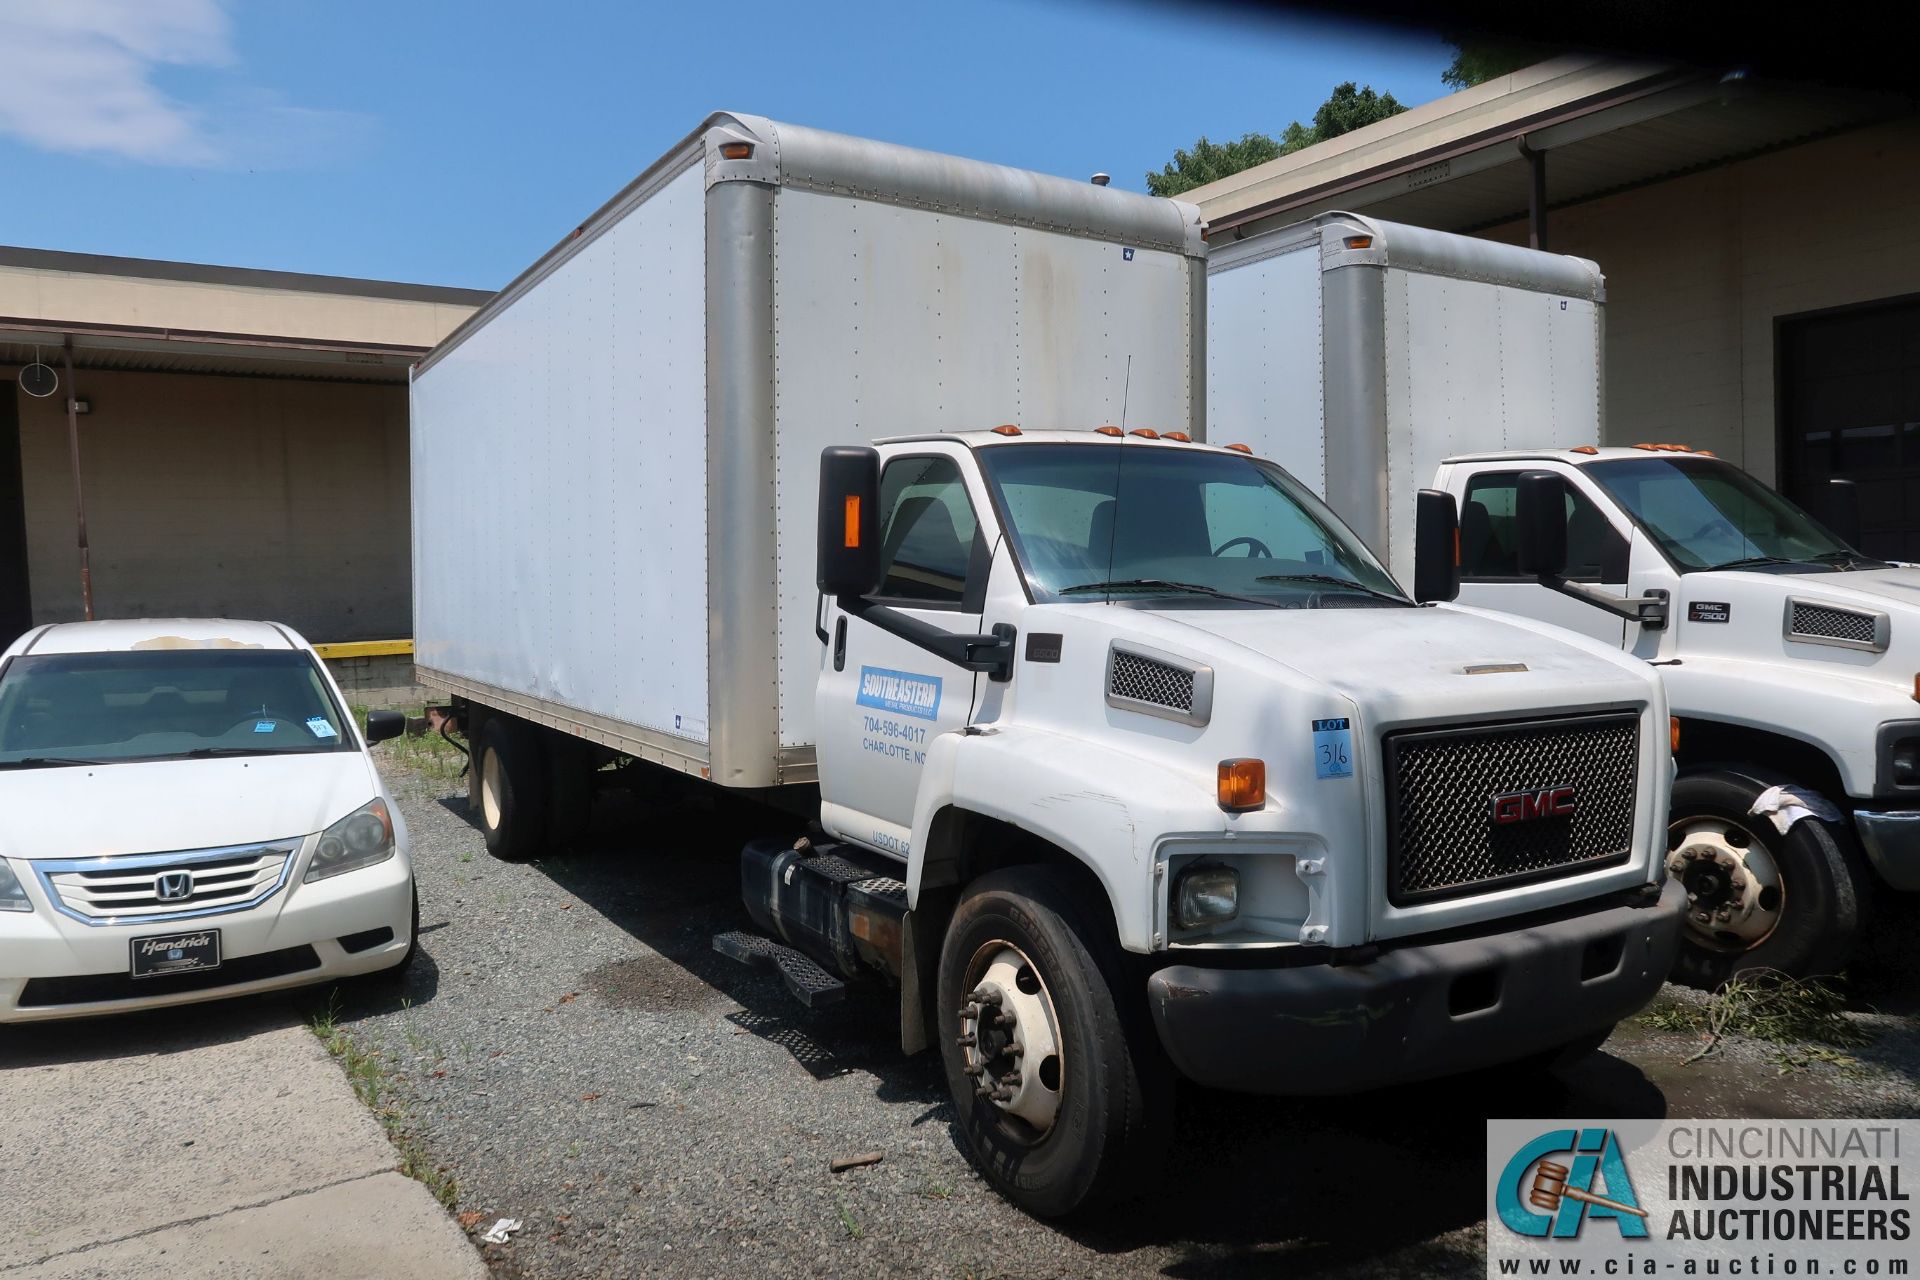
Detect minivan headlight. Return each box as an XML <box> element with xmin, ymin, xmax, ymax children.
<box><xmin>305</xmin><ymin>798</ymin><xmax>395</xmax><ymax>882</ymax></box>
<box><xmin>0</xmin><ymin>859</ymin><xmax>31</xmax><ymax>912</ymax></box>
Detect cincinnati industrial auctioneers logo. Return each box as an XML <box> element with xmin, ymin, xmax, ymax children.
<box><xmin>1497</xmin><ymin>1128</ymin><xmax>1650</xmax><ymax>1239</ymax></box>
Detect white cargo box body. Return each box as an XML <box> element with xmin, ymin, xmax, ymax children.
<box><xmin>412</xmin><ymin>113</ymin><xmax>1205</xmax><ymax>789</ymax></box>
<box><xmin>1206</xmin><ymin>213</ymin><xmax>1603</xmax><ymax>585</ymax></box>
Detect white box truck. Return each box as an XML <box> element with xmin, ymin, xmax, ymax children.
<box><xmin>412</xmin><ymin>117</ymin><xmax>1684</xmax><ymax>1217</ymax></box>
<box><xmin>1208</xmin><ymin>211</ymin><xmax>1917</xmax><ymax>990</ymax></box>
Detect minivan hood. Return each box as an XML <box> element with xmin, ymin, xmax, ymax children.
<box><xmin>0</xmin><ymin>751</ymin><xmax>378</xmax><ymax>860</ymax></box>
<box><xmin>1135</xmin><ymin>601</ymin><xmax>1654</xmax><ymax>722</ymax></box>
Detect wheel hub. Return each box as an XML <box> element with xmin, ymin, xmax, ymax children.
<box><xmin>1665</xmin><ymin>817</ymin><xmax>1784</xmax><ymax>952</ymax></box>
<box><xmin>958</xmin><ymin>944</ymin><xmax>1063</xmax><ymax>1135</ymax></box>
<box><xmin>480</xmin><ymin>749</ymin><xmax>503</xmax><ymax>830</ymax></box>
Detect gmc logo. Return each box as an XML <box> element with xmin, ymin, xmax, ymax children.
<box><xmin>1492</xmin><ymin>785</ymin><xmax>1576</xmax><ymax>824</ymax></box>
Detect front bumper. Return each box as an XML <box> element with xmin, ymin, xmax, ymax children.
<box><xmin>1146</xmin><ymin>879</ymin><xmax>1684</xmax><ymax>1095</ymax></box>
<box><xmin>1853</xmin><ymin>809</ymin><xmax>1920</xmax><ymax>892</ymax></box>
<box><xmin>0</xmin><ymin>851</ymin><xmax>413</xmax><ymax>1023</ymax></box>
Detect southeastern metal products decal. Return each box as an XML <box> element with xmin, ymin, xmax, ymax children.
<box><xmin>1486</xmin><ymin>1118</ymin><xmax>1914</xmax><ymax>1276</ymax></box>
<box><xmin>1689</xmin><ymin>601</ymin><xmax>1732</xmax><ymax>623</ymax></box>
<box><xmin>856</xmin><ymin>666</ymin><xmax>942</xmax><ymax>721</ymax></box>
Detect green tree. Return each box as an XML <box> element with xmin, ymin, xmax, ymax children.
<box><xmin>1145</xmin><ymin>132</ymin><xmax>1284</xmax><ymax>198</ymax></box>
<box><xmin>1441</xmin><ymin>39</ymin><xmax>1555</xmax><ymax>90</ymax></box>
<box><xmin>1145</xmin><ymin>81</ymin><xmax>1406</xmax><ymax>197</ymax></box>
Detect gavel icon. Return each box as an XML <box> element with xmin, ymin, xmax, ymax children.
<box><xmin>1528</xmin><ymin>1161</ymin><xmax>1649</xmax><ymax>1219</ymax></box>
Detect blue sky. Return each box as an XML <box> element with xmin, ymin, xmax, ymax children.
<box><xmin>0</xmin><ymin>1</ymin><xmax>1454</xmax><ymax>290</ymax></box>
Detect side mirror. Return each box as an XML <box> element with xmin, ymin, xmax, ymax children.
<box><xmin>818</xmin><ymin>445</ymin><xmax>882</xmax><ymax>598</ymax></box>
<box><xmin>1825</xmin><ymin>478</ymin><xmax>1862</xmax><ymax>551</ymax></box>
<box><xmin>364</xmin><ymin>709</ymin><xmax>406</xmax><ymax>745</ymax></box>
<box><xmin>1412</xmin><ymin>489</ymin><xmax>1460</xmax><ymax>603</ymax></box>
<box><xmin>1514</xmin><ymin>470</ymin><xmax>1569</xmax><ymax>579</ymax></box>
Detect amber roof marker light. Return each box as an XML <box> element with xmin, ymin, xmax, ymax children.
<box><xmin>719</xmin><ymin>142</ymin><xmax>754</xmax><ymax>161</ymax></box>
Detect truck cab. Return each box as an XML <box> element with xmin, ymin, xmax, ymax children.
<box><xmin>751</xmin><ymin>429</ymin><xmax>1686</xmax><ymax>1215</ymax></box>
<box><xmin>1432</xmin><ymin>444</ymin><xmax>1920</xmax><ymax>987</ymax></box>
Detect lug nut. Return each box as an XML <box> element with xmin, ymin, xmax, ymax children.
<box><xmin>955</xmin><ymin>1034</ymin><xmax>975</xmax><ymax>1048</ymax></box>
<box><xmin>1687</xmin><ymin>892</ymin><xmax>1699</xmax><ymax>903</ymax></box>
<box><xmin>963</xmin><ymin>1062</ymin><xmax>982</xmax><ymax>1077</ymax></box>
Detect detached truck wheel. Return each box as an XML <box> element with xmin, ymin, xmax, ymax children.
<box><xmin>476</xmin><ymin>718</ymin><xmax>548</xmax><ymax>862</ymax></box>
<box><xmin>937</xmin><ymin>866</ymin><xmax>1167</xmax><ymax>1218</ymax></box>
<box><xmin>1665</xmin><ymin>768</ymin><xmax>1869</xmax><ymax>989</ymax></box>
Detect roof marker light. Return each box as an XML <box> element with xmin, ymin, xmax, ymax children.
<box><xmin>991</xmin><ymin>424</ymin><xmax>1022</xmax><ymax>436</ymax></box>
<box><xmin>1129</xmin><ymin>428</ymin><xmax>1159</xmax><ymax>439</ymax></box>
<box><xmin>1094</xmin><ymin>425</ymin><xmax>1123</xmax><ymax>437</ymax></box>
<box><xmin>1343</xmin><ymin>235</ymin><xmax>1374</xmax><ymax>249</ymax></box>
<box><xmin>1225</xmin><ymin>443</ymin><xmax>1253</xmax><ymax>454</ymax></box>
<box><xmin>1571</xmin><ymin>446</ymin><xmax>1599</xmax><ymax>455</ymax></box>
<box><xmin>1162</xmin><ymin>431</ymin><xmax>1191</xmax><ymax>442</ymax></box>
<box><xmin>719</xmin><ymin>142</ymin><xmax>754</xmax><ymax>160</ymax></box>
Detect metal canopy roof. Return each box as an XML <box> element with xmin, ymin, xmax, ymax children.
<box><xmin>1</xmin><ymin>327</ymin><xmax>422</xmax><ymax>384</ymax></box>
<box><xmin>1192</xmin><ymin>58</ymin><xmax>1911</xmax><ymax>242</ymax></box>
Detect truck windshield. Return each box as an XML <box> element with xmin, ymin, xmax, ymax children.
<box><xmin>976</xmin><ymin>443</ymin><xmax>1406</xmax><ymax>606</ymax></box>
<box><xmin>0</xmin><ymin>649</ymin><xmax>353</xmax><ymax>768</ymax></box>
<box><xmin>1582</xmin><ymin>456</ymin><xmax>1867</xmax><ymax>573</ymax></box>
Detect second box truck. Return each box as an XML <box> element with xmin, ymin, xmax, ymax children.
<box><xmin>412</xmin><ymin>116</ymin><xmax>1684</xmax><ymax>1216</ymax></box>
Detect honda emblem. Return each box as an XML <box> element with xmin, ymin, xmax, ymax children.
<box><xmin>155</xmin><ymin>871</ymin><xmax>194</xmax><ymax>902</ymax></box>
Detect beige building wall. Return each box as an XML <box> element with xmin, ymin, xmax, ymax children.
<box><xmin>1478</xmin><ymin>118</ymin><xmax>1920</xmax><ymax>481</ymax></box>
<box><xmin>16</xmin><ymin>370</ymin><xmax>410</xmax><ymax>641</ymax></box>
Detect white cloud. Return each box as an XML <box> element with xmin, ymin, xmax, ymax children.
<box><xmin>0</xmin><ymin>0</ymin><xmax>364</xmax><ymax>167</ymax></box>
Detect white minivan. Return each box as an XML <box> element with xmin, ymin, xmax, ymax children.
<box><xmin>0</xmin><ymin>619</ymin><xmax>416</xmax><ymax>1021</ymax></box>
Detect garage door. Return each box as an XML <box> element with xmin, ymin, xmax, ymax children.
<box><xmin>1780</xmin><ymin>296</ymin><xmax>1920</xmax><ymax>561</ymax></box>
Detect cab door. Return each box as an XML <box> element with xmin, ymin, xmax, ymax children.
<box><xmin>815</xmin><ymin>446</ymin><xmax>990</xmax><ymax>859</ymax></box>
<box><xmin>1452</xmin><ymin>465</ymin><xmax>1632</xmax><ymax>647</ymax></box>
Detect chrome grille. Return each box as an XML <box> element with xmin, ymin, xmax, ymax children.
<box><xmin>1788</xmin><ymin>601</ymin><xmax>1881</xmax><ymax>647</ymax></box>
<box><xmin>1384</xmin><ymin>712</ymin><xmax>1639</xmax><ymax>905</ymax></box>
<box><xmin>1109</xmin><ymin>649</ymin><xmax>1194</xmax><ymax>712</ymax></box>
<box><xmin>35</xmin><ymin>841</ymin><xmax>299</xmax><ymax>925</ymax></box>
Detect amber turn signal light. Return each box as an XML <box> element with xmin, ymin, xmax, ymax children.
<box><xmin>1218</xmin><ymin>759</ymin><xmax>1266</xmax><ymax>812</ymax></box>
<box><xmin>1670</xmin><ymin>716</ymin><xmax>1682</xmax><ymax>753</ymax></box>
<box><xmin>843</xmin><ymin>495</ymin><xmax>862</xmax><ymax>549</ymax></box>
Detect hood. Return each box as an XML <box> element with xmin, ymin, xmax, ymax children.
<box><xmin>1130</xmin><ymin>602</ymin><xmax>1656</xmax><ymax>725</ymax></box>
<box><xmin>0</xmin><ymin>751</ymin><xmax>380</xmax><ymax>861</ymax></box>
<box><xmin>1772</xmin><ymin>565</ymin><xmax>1920</xmax><ymax>612</ymax></box>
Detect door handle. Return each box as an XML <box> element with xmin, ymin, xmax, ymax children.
<box><xmin>834</xmin><ymin>617</ymin><xmax>847</xmax><ymax>672</ymax></box>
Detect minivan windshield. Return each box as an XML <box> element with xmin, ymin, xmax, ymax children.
<box><xmin>1582</xmin><ymin>456</ymin><xmax>1872</xmax><ymax>573</ymax></box>
<box><xmin>976</xmin><ymin>444</ymin><xmax>1407</xmax><ymax>606</ymax></box>
<box><xmin>0</xmin><ymin>649</ymin><xmax>353</xmax><ymax>768</ymax></box>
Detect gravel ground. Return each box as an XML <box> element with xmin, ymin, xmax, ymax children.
<box><xmin>315</xmin><ymin>758</ymin><xmax>1920</xmax><ymax>1280</ymax></box>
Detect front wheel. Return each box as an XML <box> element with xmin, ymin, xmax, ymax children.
<box><xmin>936</xmin><ymin>866</ymin><xmax>1167</xmax><ymax>1218</ymax></box>
<box><xmin>1665</xmin><ymin>768</ymin><xmax>1869</xmax><ymax>989</ymax></box>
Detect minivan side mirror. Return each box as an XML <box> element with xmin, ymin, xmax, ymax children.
<box><xmin>1825</xmin><ymin>478</ymin><xmax>1863</xmax><ymax>551</ymax></box>
<box><xmin>1412</xmin><ymin>489</ymin><xmax>1460</xmax><ymax>603</ymax></box>
<box><xmin>364</xmin><ymin>708</ymin><xmax>406</xmax><ymax>745</ymax></box>
<box><xmin>1514</xmin><ymin>470</ymin><xmax>1569</xmax><ymax>579</ymax></box>
<box><xmin>818</xmin><ymin>446</ymin><xmax>882</xmax><ymax>598</ymax></box>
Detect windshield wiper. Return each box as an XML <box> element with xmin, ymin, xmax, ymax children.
<box><xmin>1704</xmin><ymin>555</ymin><xmax>1806</xmax><ymax>571</ymax></box>
<box><xmin>181</xmin><ymin>746</ymin><xmax>288</xmax><ymax>759</ymax></box>
<box><xmin>1256</xmin><ymin>572</ymin><xmax>1410</xmax><ymax>605</ymax></box>
<box><xmin>0</xmin><ymin>756</ymin><xmax>119</xmax><ymax>769</ymax></box>
<box><xmin>1059</xmin><ymin>579</ymin><xmax>1287</xmax><ymax>608</ymax></box>
<box><xmin>1810</xmin><ymin>550</ymin><xmax>1887</xmax><ymax>571</ymax></box>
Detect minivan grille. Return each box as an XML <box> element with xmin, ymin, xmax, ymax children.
<box><xmin>1384</xmin><ymin>712</ymin><xmax>1639</xmax><ymax>905</ymax></box>
<box><xmin>1108</xmin><ymin>649</ymin><xmax>1195</xmax><ymax>712</ymax></box>
<box><xmin>1789</xmin><ymin>601</ymin><xmax>1880</xmax><ymax>647</ymax></box>
<box><xmin>38</xmin><ymin>842</ymin><xmax>298</xmax><ymax>924</ymax></box>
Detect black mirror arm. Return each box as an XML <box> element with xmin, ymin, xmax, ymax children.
<box><xmin>838</xmin><ymin>596</ymin><xmax>1016</xmax><ymax>680</ymax></box>
<box><xmin>1536</xmin><ymin>576</ymin><xmax>1670</xmax><ymax>631</ymax></box>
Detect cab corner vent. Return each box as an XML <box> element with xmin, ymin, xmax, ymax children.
<box><xmin>1785</xmin><ymin>598</ymin><xmax>1887</xmax><ymax>653</ymax></box>
<box><xmin>1106</xmin><ymin>643</ymin><xmax>1212</xmax><ymax>726</ymax></box>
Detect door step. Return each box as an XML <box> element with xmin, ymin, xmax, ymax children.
<box><xmin>713</xmin><ymin>930</ymin><xmax>848</xmax><ymax>1008</ymax></box>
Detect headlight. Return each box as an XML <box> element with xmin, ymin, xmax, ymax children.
<box><xmin>1174</xmin><ymin>864</ymin><xmax>1239</xmax><ymax>929</ymax></box>
<box><xmin>305</xmin><ymin>798</ymin><xmax>396</xmax><ymax>882</ymax></box>
<box><xmin>1892</xmin><ymin>739</ymin><xmax>1920</xmax><ymax>788</ymax></box>
<box><xmin>0</xmin><ymin>859</ymin><xmax>31</xmax><ymax>912</ymax></box>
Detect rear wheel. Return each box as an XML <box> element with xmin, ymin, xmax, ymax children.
<box><xmin>936</xmin><ymin>866</ymin><xmax>1167</xmax><ymax>1218</ymax></box>
<box><xmin>476</xmin><ymin>718</ymin><xmax>547</xmax><ymax>862</ymax></box>
<box><xmin>1666</xmin><ymin>768</ymin><xmax>1869</xmax><ymax>989</ymax></box>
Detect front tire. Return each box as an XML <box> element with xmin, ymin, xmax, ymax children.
<box><xmin>936</xmin><ymin>866</ymin><xmax>1167</xmax><ymax>1218</ymax></box>
<box><xmin>475</xmin><ymin>718</ymin><xmax>547</xmax><ymax>862</ymax></box>
<box><xmin>1666</xmin><ymin>768</ymin><xmax>1869</xmax><ymax>989</ymax></box>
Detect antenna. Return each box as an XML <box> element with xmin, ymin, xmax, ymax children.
<box><xmin>1119</xmin><ymin>355</ymin><xmax>1133</xmax><ymax>430</ymax></box>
